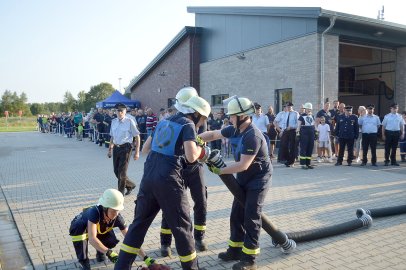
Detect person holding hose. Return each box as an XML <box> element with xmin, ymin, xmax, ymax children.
<box><xmin>199</xmin><ymin>96</ymin><xmax>272</xmax><ymax>270</ymax></box>
<box><xmin>158</xmin><ymin>87</ymin><xmax>209</xmax><ymax>257</ymax></box>
<box><xmin>69</xmin><ymin>189</ymin><xmax>156</xmax><ymax>270</ymax></box>
<box><xmin>114</xmin><ymin>91</ymin><xmax>211</xmax><ymax>270</ymax></box>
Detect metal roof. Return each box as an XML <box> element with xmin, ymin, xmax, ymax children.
<box><xmin>126</xmin><ymin>26</ymin><xmax>202</xmax><ymax>93</ymax></box>
<box><xmin>187</xmin><ymin>6</ymin><xmax>406</xmax><ymax>32</ymax></box>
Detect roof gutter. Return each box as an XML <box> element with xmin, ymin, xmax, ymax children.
<box><xmin>320</xmin><ymin>15</ymin><xmax>336</xmax><ymax>107</ymax></box>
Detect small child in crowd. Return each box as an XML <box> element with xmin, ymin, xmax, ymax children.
<box><xmin>317</xmin><ymin>116</ymin><xmax>332</xmax><ymax>162</ymax></box>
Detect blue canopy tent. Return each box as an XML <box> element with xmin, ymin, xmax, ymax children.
<box><xmin>96</xmin><ymin>90</ymin><xmax>141</xmax><ymax>109</ymax></box>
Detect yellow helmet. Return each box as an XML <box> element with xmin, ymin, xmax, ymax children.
<box><xmin>183</xmin><ymin>96</ymin><xmax>211</xmax><ymax>118</ymax></box>
<box><xmin>98</xmin><ymin>189</ymin><xmax>124</xmax><ymax>211</ymax></box>
<box><xmin>303</xmin><ymin>102</ymin><xmax>313</xmax><ymax>110</ymax></box>
<box><xmin>175</xmin><ymin>87</ymin><xmax>198</xmax><ymax>105</ymax></box>
<box><xmin>226</xmin><ymin>97</ymin><xmax>255</xmax><ymax>116</ymax></box>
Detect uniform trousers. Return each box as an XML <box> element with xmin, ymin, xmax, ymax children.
<box><xmin>112</xmin><ymin>143</ymin><xmax>136</xmax><ymax>194</ymax></box>
<box><xmin>337</xmin><ymin>138</ymin><xmax>355</xmax><ymax>164</ymax></box>
<box><xmin>161</xmin><ymin>162</ymin><xmax>207</xmax><ymax>245</ymax></box>
<box><xmin>299</xmin><ymin>127</ymin><xmax>315</xmax><ymax>166</ymax></box>
<box><xmin>361</xmin><ymin>133</ymin><xmax>378</xmax><ymax>164</ymax></box>
<box><xmin>115</xmin><ymin>154</ymin><xmax>198</xmax><ymax>270</ymax></box>
<box><xmin>229</xmin><ymin>187</ymin><xmax>268</xmax><ymax>262</ymax></box>
<box><xmin>280</xmin><ymin>129</ymin><xmax>296</xmax><ymax>165</ymax></box>
<box><xmin>384</xmin><ymin>130</ymin><xmax>400</xmax><ymax>163</ymax></box>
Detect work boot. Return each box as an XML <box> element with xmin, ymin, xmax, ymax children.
<box><xmin>232</xmin><ymin>260</ymin><xmax>257</xmax><ymax>270</ymax></box>
<box><xmin>79</xmin><ymin>259</ymin><xmax>91</xmax><ymax>270</ymax></box>
<box><xmin>160</xmin><ymin>244</ymin><xmax>171</xmax><ymax>257</ymax></box>
<box><xmin>218</xmin><ymin>247</ymin><xmax>241</xmax><ymax>261</ymax></box>
<box><xmin>96</xmin><ymin>251</ymin><xmax>106</xmax><ymax>262</ymax></box>
<box><xmin>195</xmin><ymin>239</ymin><xmax>208</xmax><ymax>251</ymax></box>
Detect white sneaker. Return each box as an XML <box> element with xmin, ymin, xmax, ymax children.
<box><xmin>327</xmin><ymin>157</ymin><xmax>333</xmax><ymax>163</ymax></box>
<box><xmin>356</xmin><ymin>157</ymin><xmax>361</xmax><ymax>163</ymax></box>
<box><xmin>317</xmin><ymin>157</ymin><xmax>322</xmax><ymax>163</ymax></box>
<box><xmin>332</xmin><ymin>154</ymin><xmax>337</xmax><ymax>160</ymax></box>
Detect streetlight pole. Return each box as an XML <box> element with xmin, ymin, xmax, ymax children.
<box><xmin>118</xmin><ymin>77</ymin><xmax>122</xmax><ymax>92</ymax></box>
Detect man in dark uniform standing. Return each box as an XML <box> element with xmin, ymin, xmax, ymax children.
<box><xmin>114</xmin><ymin>95</ymin><xmax>211</xmax><ymax>270</ymax></box>
<box><xmin>199</xmin><ymin>96</ymin><xmax>272</xmax><ymax>270</ymax></box>
<box><xmin>335</xmin><ymin>106</ymin><xmax>359</xmax><ymax>166</ymax></box>
<box><xmin>158</xmin><ymin>87</ymin><xmax>209</xmax><ymax>256</ymax></box>
<box><xmin>108</xmin><ymin>103</ymin><xmax>140</xmax><ymax>196</ymax></box>
<box><xmin>93</xmin><ymin>108</ymin><xmax>105</xmax><ymax>146</ymax></box>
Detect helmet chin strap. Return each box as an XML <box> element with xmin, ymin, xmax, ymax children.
<box><xmin>236</xmin><ymin>115</ymin><xmax>249</xmax><ymax>129</ymax></box>
<box><xmin>187</xmin><ymin>112</ymin><xmax>201</xmax><ymax>125</ymax></box>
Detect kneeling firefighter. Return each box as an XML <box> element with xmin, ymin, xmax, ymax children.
<box><xmin>69</xmin><ymin>189</ymin><xmax>156</xmax><ymax>269</ymax></box>
<box><xmin>114</xmin><ymin>93</ymin><xmax>211</xmax><ymax>270</ymax></box>
<box><xmin>159</xmin><ymin>87</ymin><xmax>209</xmax><ymax>257</ymax></box>
<box><xmin>199</xmin><ymin>96</ymin><xmax>272</xmax><ymax>270</ymax></box>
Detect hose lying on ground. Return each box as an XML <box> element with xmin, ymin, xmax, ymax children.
<box><xmin>282</xmin><ymin>214</ymin><xmax>372</xmax><ymax>244</ymax></box>
<box><xmin>356</xmin><ymin>205</ymin><xmax>406</xmax><ymax>218</ymax></box>
<box><xmin>206</xmin><ymin>150</ymin><xmax>296</xmax><ymax>253</ymax></box>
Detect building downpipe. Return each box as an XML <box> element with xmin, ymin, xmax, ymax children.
<box><xmin>321</xmin><ymin>15</ymin><xmax>336</xmax><ymax>107</ymax></box>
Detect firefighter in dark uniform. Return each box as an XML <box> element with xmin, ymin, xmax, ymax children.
<box><xmin>159</xmin><ymin>87</ymin><xmax>209</xmax><ymax>257</ymax></box>
<box><xmin>69</xmin><ymin>189</ymin><xmax>156</xmax><ymax>270</ymax></box>
<box><xmin>335</xmin><ymin>106</ymin><xmax>359</xmax><ymax>166</ymax></box>
<box><xmin>93</xmin><ymin>108</ymin><xmax>105</xmax><ymax>146</ymax></box>
<box><xmin>114</xmin><ymin>94</ymin><xmax>211</xmax><ymax>270</ymax></box>
<box><xmin>297</xmin><ymin>102</ymin><xmax>316</xmax><ymax>169</ymax></box>
<box><xmin>199</xmin><ymin>96</ymin><xmax>272</xmax><ymax>270</ymax></box>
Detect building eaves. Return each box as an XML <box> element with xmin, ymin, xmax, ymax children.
<box><xmin>126</xmin><ymin>26</ymin><xmax>202</xmax><ymax>93</ymax></box>
<box><xmin>320</xmin><ymin>9</ymin><xmax>406</xmax><ymax>32</ymax></box>
<box><xmin>187</xmin><ymin>6</ymin><xmax>321</xmax><ymax>18</ymax></box>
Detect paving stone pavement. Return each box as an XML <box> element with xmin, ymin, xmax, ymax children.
<box><xmin>0</xmin><ymin>132</ymin><xmax>405</xmax><ymax>270</ymax></box>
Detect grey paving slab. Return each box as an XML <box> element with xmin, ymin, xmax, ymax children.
<box><xmin>0</xmin><ymin>132</ymin><xmax>405</xmax><ymax>270</ymax></box>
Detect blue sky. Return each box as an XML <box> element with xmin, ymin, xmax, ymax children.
<box><xmin>0</xmin><ymin>0</ymin><xmax>404</xmax><ymax>103</ymax></box>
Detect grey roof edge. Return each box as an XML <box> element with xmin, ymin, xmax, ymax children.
<box><xmin>126</xmin><ymin>26</ymin><xmax>202</xmax><ymax>93</ymax></box>
<box><xmin>187</xmin><ymin>6</ymin><xmax>406</xmax><ymax>31</ymax></box>
<box><xmin>187</xmin><ymin>6</ymin><xmax>321</xmax><ymax>18</ymax></box>
<box><xmin>321</xmin><ymin>9</ymin><xmax>406</xmax><ymax>31</ymax></box>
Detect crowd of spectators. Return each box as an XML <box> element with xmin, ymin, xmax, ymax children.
<box><xmin>37</xmin><ymin>100</ymin><xmax>406</xmax><ymax>165</ymax></box>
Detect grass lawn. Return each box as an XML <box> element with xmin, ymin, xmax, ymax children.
<box><xmin>0</xmin><ymin>117</ymin><xmax>37</xmax><ymax>132</ymax></box>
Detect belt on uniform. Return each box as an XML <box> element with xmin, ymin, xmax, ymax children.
<box><xmin>115</xmin><ymin>142</ymin><xmax>131</xmax><ymax>147</ymax></box>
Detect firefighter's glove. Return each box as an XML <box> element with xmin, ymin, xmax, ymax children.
<box><xmin>106</xmin><ymin>249</ymin><xmax>118</xmax><ymax>263</ymax></box>
<box><xmin>196</xmin><ymin>136</ymin><xmax>205</xmax><ymax>147</ymax></box>
<box><xmin>144</xmin><ymin>256</ymin><xmax>156</xmax><ymax>267</ymax></box>
<box><xmin>208</xmin><ymin>165</ymin><xmax>221</xmax><ymax>175</ymax></box>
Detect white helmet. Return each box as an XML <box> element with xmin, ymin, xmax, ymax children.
<box><xmin>226</xmin><ymin>97</ymin><xmax>255</xmax><ymax>116</ymax></box>
<box><xmin>98</xmin><ymin>189</ymin><xmax>124</xmax><ymax>211</ymax></box>
<box><xmin>303</xmin><ymin>102</ymin><xmax>313</xmax><ymax>110</ymax></box>
<box><xmin>183</xmin><ymin>96</ymin><xmax>211</xmax><ymax>118</ymax></box>
<box><xmin>174</xmin><ymin>87</ymin><xmax>198</xmax><ymax>113</ymax></box>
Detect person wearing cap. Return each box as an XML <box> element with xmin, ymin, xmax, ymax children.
<box><xmin>108</xmin><ymin>103</ymin><xmax>140</xmax><ymax>195</ymax></box>
<box><xmin>297</xmin><ymin>102</ymin><xmax>316</xmax><ymax>169</ymax></box>
<box><xmin>199</xmin><ymin>96</ymin><xmax>272</xmax><ymax>270</ymax></box>
<box><xmin>382</xmin><ymin>103</ymin><xmax>405</xmax><ymax>166</ymax></box>
<box><xmin>358</xmin><ymin>104</ymin><xmax>381</xmax><ymax>166</ymax></box>
<box><xmin>114</xmin><ymin>90</ymin><xmax>211</xmax><ymax>270</ymax></box>
<box><xmin>69</xmin><ymin>189</ymin><xmax>156</xmax><ymax>270</ymax></box>
<box><xmin>334</xmin><ymin>105</ymin><xmax>359</xmax><ymax>166</ymax></box>
<box><xmin>275</xmin><ymin>102</ymin><xmax>299</xmax><ymax>167</ymax></box>
<box><xmin>158</xmin><ymin>87</ymin><xmax>210</xmax><ymax>257</ymax></box>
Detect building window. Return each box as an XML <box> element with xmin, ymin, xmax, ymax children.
<box><xmin>274</xmin><ymin>88</ymin><xmax>292</xmax><ymax>113</ymax></box>
<box><xmin>168</xmin><ymin>98</ymin><xmax>176</xmax><ymax>108</ymax></box>
<box><xmin>211</xmin><ymin>94</ymin><xmax>229</xmax><ymax>106</ymax></box>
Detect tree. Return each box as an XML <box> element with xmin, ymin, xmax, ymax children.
<box><xmin>84</xmin><ymin>82</ymin><xmax>115</xmax><ymax>111</ymax></box>
<box><xmin>30</xmin><ymin>103</ymin><xmax>45</xmax><ymax>115</ymax></box>
<box><xmin>63</xmin><ymin>91</ymin><xmax>76</xmax><ymax>112</ymax></box>
<box><xmin>77</xmin><ymin>90</ymin><xmax>87</xmax><ymax>112</ymax></box>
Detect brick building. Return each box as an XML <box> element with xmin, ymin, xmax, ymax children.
<box><xmin>127</xmin><ymin>7</ymin><xmax>406</xmax><ymax>116</ymax></box>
